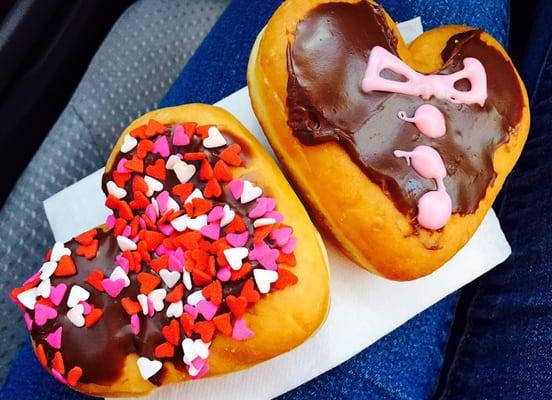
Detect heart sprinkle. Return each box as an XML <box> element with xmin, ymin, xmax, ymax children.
<box><xmin>12</xmin><ymin>119</ymin><xmax>300</xmax><ymax>385</ymax></box>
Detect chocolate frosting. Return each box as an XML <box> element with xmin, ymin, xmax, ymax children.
<box><xmin>287</xmin><ymin>1</ymin><xmax>524</xmax><ymax>220</ymax></box>
<box><xmin>31</xmin><ymin>128</ymin><xmax>267</xmax><ymax>386</ymax></box>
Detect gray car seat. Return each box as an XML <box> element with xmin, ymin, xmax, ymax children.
<box><xmin>0</xmin><ymin>0</ymin><xmax>230</xmax><ymax>385</ymax></box>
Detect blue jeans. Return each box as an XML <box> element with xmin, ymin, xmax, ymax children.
<box><xmin>2</xmin><ymin>0</ymin><xmax>552</xmax><ymax>399</ymax></box>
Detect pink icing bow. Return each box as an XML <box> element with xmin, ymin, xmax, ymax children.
<box><xmin>361</xmin><ymin>46</ymin><xmax>487</xmax><ymax>106</ymax></box>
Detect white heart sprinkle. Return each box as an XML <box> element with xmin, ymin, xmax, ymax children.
<box><xmin>166</xmin><ymin>155</ymin><xmax>182</xmax><ymax>170</ymax></box>
<box><xmin>186</xmin><ymin>215</ymin><xmax>207</xmax><ymax>231</ymax></box>
<box><xmin>170</xmin><ymin>215</ymin><xmax>188</xmax><ymax>232</ymax></box>
<box><xmin>254</xmin><ymin>269</ymin><xmax>279</xmax><ymax>294</ymax></box>
<box><xmin>144</xmin><ymin>176</ymin><xmax>163</xmax><ymax>197</ymax></box>
<box><xmin>174</xmin><ymin>162</ymin><xmax>196</xmax><ymax>184</ymax></box>
<box><xmin>120</xmin><ymin>134</ymin><xmax>138</xmax><ymax>153</ymax></box>
<box><xmin>117</xmin><ymin>236</ymin><xmax>137</xmax><ymax>252</ymax></box>
<box><xmin>137</xmin><ymin>357</ymin><xmax>162</xmax><ymax>380</ymax></box>
<box><xmin>240</xmin><ymin>180</ymin><xmax>263</xmax><ymax>204</ymax></box>
<box><xmin>220</xmin><ymin>205</ymin><xmax>235</xmax><ymax>227</ymax></box>
<box><xmin>186</xmin><ymin>290</ymin><xmax>205</xmax><ymax>306</ymax></box>
<box><xmin>160</xmin><ymin>269</ymin><xmax>180</xmax><ymax>288</ymax></box>
<box><xmin>17</xmin><ymin>288</ymin><xmax>38</xmax><ymax>310</ymax></box>
<box><xmin>67</xmin><ymin>285</ymin><xmax>90</xmax><ymax>308</ymax></box>
<box><xmin>188</xmin><ymin>364</ymin><xmax>201</xmax><ymax>377</ymax></box>
<box><xmin>182</xmin><ymin>338</ymin><xmax>197</xmax><ymax>362</ymax></box>
<box><xmin>202</xmin><ymin>126</ymin><xmax>227</xmax><ymax>148</ymax></box>
<box><xmin>106</xmin><ymin>180</ymin><xmax>127</xmax><ymax>199</ymax></box>
<box><xmin>50</xmin><ymin>242</ymin><xmax>71</xmax><ymax>262</ymax></box>
<box><xmin>137</xmin><ymin>294</ymin><xmax>149</xmax><ymax>315</ymax></box>
<box><xmin>67</xmin><ymin>304</ymin><xmax>85</xmax><ymax>327</ymax></box>
<box><xmin>148</xmin><ymin>289</ymin><xmax>167</xmax><ymax>312</ymax></box>
<box><xmin>40</xmin><ymin>261</ymin><xmax>57</xmax><ymax>280</ymax></box>
<box><xmin>253</xmin><ymin>218</ymin><xmax>277</xmax><ymax>228</ymax></box>
<box><xmin>224</xmin><ymin>247</ymin><xmax>249</xmax><ymax>270</ymax></box>
<box><xmin>194</xmin><ymin>339</ymin><xmax>210</xmax><ymax>359</ymax></box>
<box><xmin>185</xmin><ymin>188</ymin><xmax>204</xmax><ymax>204</ymax></box>
<box><xmin>36</xmin><ymin>279</ymin><xmax>51</xmax><ymax>299</ymax></box>
<box><xmin>151</xmin><ymin>197</ymin><xmax>160</xmax><ymax>216</ymax></box>
<box><xmin>166</xmin><ymin>300</ymin><xmax>183</xmax><ymax>318</ymax></box>
<box><xmin>182</xmin><ymin>270</ymin><xmax>192</xmax><ymax>291</ymax></box>
<box><xmin>110</xmin><ymin>266</ymin><xmax>130</xmax><ymax>287</ymax></box>
<box><xmin>166</xmin><ymin>195</ymin><xmax>180</xmax><ymax>213</ymax></box>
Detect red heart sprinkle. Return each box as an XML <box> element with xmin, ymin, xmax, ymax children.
<box><xmin>273</xmin><ymin>269</ymin><xmax>298</xmax><ymax>290</ymax></box>
<box><xmin>137</xmin><ymin>272</ymin><xmax>161</xmax><ymax>295</ymax></box>
<box><xmin>183</xmin><ymin>122</ymin><xmax>197</xmax><ymax>138</ymax></box>
<box><xmin>191</xmin><ymin>198</ymin><xmax>213</xmax><ymax>216</ymax></box>
<box><xmin>213</xmin><ymin>312</ymin><xmax>233</xmax><ymax>336</ymax></box>
<box><xmin>226</xmin><ymin>214</ymin><xmax>246</xmax><ymax>233</ymax></box>
<box><xmin>196</xmin><ymin>125</ymin><xmax>211</xmax><ymax>138</ymax></box>
<box><xmin>253</xmin><ymin>225</ymin><xmax>273</xmax><ymax>244</ymax></box>
<box><xmin>140</xmin><ymin>230</ymin><xmax>165</xmax><ymax>250</ymax></box>
<box><xmin>226</xmin><ymin>295</ymin><xmax>247</xmax><ymax>318</ymax></box>
<box><xmin>204</xmin><ymin>178</ymin><xmax>222</xmax><ymax>198</ymax></box>
<box><xmin>277</xmin><ymin>252</ymin><xmax>296</xmax><ymax>266</ymax></box>
<box><xmin>145</xmin><ymin>158</ymin><xmax>166</xmax><ymax>180</ymax></box>
<box><xmin>130</xmin><ymin>191</ymin><xmax>150</xmax><ymax>210</ymax></box>
<box><xmin>121</xmin><ymin>298</ymin><xmax>142</xmax><ymax>315</ymax></box>
<box><xmin>194</xmin><ymin>320</ymin><xmax>215</xmax><ymax>343</ymax></box>
<box><xmin>124</xmin><ymin>156</ymin><xmax>144</xmax><ymax>173</ymax></box>
<box><xmin>113</xmin><ymin>171</ymin><xmax>131</xmax><ymax>187</ymax></box>
<box><xmin>199</xmin><ymin>159</ymin><xmax>213</xmax><ymax>181</ymax></box>
<box><xmin>213</xmin><ymin>160</ymin><xmax>232</xmax><ymax>182</ymax></box>
<box><xmin>183</xmin><ymin>152</ymin><xmax>207</xmax><ymax>161</ymax></box>
<box><xmin>192</xmin><ymin>269</ymin><xmax>213</xmax><ymax>286</ymax></box>
<box><xmin>172</xmin><ymin>183</ymin><xmax>194</xmax><ymax>202</ymax></box>
<box><xmin>132</xmin><ymin>175</ymin><xmax>148</xmax><ymax>194</ymax></box>
<box><xmin>231</xmin><ymin>262</ymin><xmax>252</xmax><ymax>282</ymax></box>
<box><xmin>117</xmin><ymin>201</ymin><xmax>134</xmax><ymax>220</ymax></box>
<box><xmin>202</xmin><ymin>280</ymin><xmax>222</xmax><ymax>305</ymax></box>
<box><xmin>180</xmin><ymin>313</ymin><xmax>194</xmax><ymax>337</ymax></box>
<box><xmin>149</xmin><ymin>255</ymin><xmax>168</xmax><ymax>273</ymax></box>
<box><xmin>219</xmin><ymin>144</ymin><xmax>242</xmax><ymax>166</ymax></box>
<box><xmin>86</xmin><ymin>269</ymin><xmax>105</xmax><ymax>292</ymax></box>
<box><xmin>36</xmin><ymin>344</ymin><xmax>47</xmax><ymax>368</ymax></box>
<box><xmin>55</xmin><ymin>255</ymin><xmax>77</xmax><ymax>277</ymax></box>
<box><xmin>240</xmin><ymin>279</ymin><xmax>261</xmax><ymax>304</ymax></box>
<box><xmin>76</xmin><ymin>240</ymin><xmax>99</xmax><ymax>260</ymax></box>
<box><xmin>67</xmin><ymin>366</ymin><xmax>83</xmax><ymax>386</ymax></box>
<box><xmin>136</xmin><ymin>139</ymin><xmax>154</xmax><ymax>159</ymax></box>
<box><xmin>155</xmin><ymin>342</ymin><xmax>175</xmax><ymax>359</ymax></box>
<box><xmin>85</xmin><ymin>308</ymin><xmax>103</xmax><ymax>328</ymax></box>
<box><xmin>130</xmin><ymin>124</ymin><xmax>147</xmax><ymax>139</ymax></box>
<box><xmin>52</xmin><ymin>351</ymin><xmax>65</xmax><ymax>375</ymax></box>
<box><xmin>166</xmin><ymin>283</ymin><xmax>184</xmax><ymax>303</ymax></box>
<box><xmin>145</xmin><ymin>119</ymin><xmax>166</xmax><ymax>137</ymax></box>
<box><xmin>162</xmin><ymin>319</ymin><xmax>180</xmax><ymax>345</ymax></box>
<box><xmin>74</xmin><ymin>229</ymin><xmax>97</xmax><ymax>245</ymax></box>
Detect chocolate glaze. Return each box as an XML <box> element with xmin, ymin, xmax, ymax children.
<box><xmin>287</xmin><ymin>1</ymin><xmax>524</xmax><ymax>220</ymax></box>
<box><xmin>31</xmin><ymin>126</ymin><xmax>271</xmax><ymax>386</ymax></box>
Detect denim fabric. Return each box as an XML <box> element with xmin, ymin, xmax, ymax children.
<box><xmin>1</xmin><ymin>0</ymin><xmax>520</xmax><ymax>399</ymax></box>
<box><xmin>439</xmin><ymin>2</ymin><xmax>552</xmax><ymax>398</ymax></box>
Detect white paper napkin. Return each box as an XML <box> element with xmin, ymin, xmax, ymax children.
<box><xmin>42</xmin><ymin>18</ymin><xmax>511</xmax><ymax>400</ymax></box>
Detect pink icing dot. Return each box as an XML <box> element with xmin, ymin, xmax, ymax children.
<box><xmin>398</xmin><ymin>104</ymin><xmax>446</xmax><ymax>138</ymax></box>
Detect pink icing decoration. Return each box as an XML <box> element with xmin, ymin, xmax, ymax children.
<box><xmin>362</xmin><ymin>46</ymin><xmax>487</xmax><ymax>106</ymax></box>
<box><xmin>116</xmin><ymin>158</ymin><xmax>130</xmax><ymax>174</ymax></box>
<box><xmin>153</xmin><ymin>136</ymin><xmax>170</xmax><ymax>158</ymax></box>
<box><xmin>34</xmin><ymin>304</ymin><xmax>57</xmax><ymax>326</ymax></box>
<box><xmin>172</xmin><ymin>124</ymin><xmax>190</xmax><ymax>146</ymax></box>
<box><xmin>184</xmin><ymin>304</ymin><xmax>199</xmax><ymax>320</ymax></box>
<box><xmin>249</xmin><ymin>241</ymin><xmax>279</xmax><ymax>270</ymax></box>
<box><xmin>394</xmin><ymin>146</ymin><xmax>452</xmax><ymax>230</ymax></box>
<box><xmin>101</xmin><ymin>278</ymin><xmax>125</xmax><ymax>298</ymax></box>
<box><xmin>398</xmin><ymin>104</ymin><xmax>446</xmax><ymax>138</ymax></box>
<box><xmin>232</xmin><ymin>318</ymin><xmax>254</xmax><ymax>341</ymax></box>
<box><xmin>46</xmin><ymin>326</ymin><xmax>62</xmax><ymax>349</ymax></box>
<box><xmin>270</xmin><ymin>227</ymin><xmax>292</xmax><ymax>247</ymax></box>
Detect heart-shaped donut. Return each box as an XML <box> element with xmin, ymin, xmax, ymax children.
<box><xmin>248</xmin><ymin>0</ymin><xmax>530</xmax><ymax>280</ymax></box>
<box><xmin>11</xmin><ymin>104</ymin><xmax>330</xmax><ymax>396</ymax></box>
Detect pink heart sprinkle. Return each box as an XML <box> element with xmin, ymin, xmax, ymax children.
<box><xmin>116</xmin><ymin>158</ymin><xmax>130</xmax><ymax>174</ymax></box>
<box><xmin>216</xmin><ymin>267</ymin><xmax>231</xmax><ymax>282</ymax></box>
<box><xmin>156</xmin><ymin>191</ymin><xmax>169</xmax><ymax>214</ymax></box>
<box><xmin>23</xmin><ymin>313</ymin><xmax>33</xmax><ymax>331</ymax></box>
<box><xmin>147</xmin><ymin>298</ymin><xmax>155</xmax><ymax>317</ymax></box>
<box><xmin>264</xmin><ymin>211</ymin><xmax>284</xmax><ymax>222</ymax></box>
<box><xmin>139</xmin><ymin>218</ymin><xmax>147</xmax><ymax>230</ymax></box>
<box><xmin>122</xmin><ymin>225</ymin><xmax>131</xmax><ymax>237</ymax></box>
<box><xmin>259</xmin><ymin>256</ymin><xmax>278</xmax><ymax>271</ymax></box>
<box><xmin>191</xmin><ymin>356</ymin><xmax>206</xmax><ymax>370</ymax></box>
<box><xmin>226</xmin><ymin>232</ymin><xmax>248</xmax><ymax>248</ymax></box>
<box><xmin>249</xmin><ymin>241</ymin><xmax>279</xmax><ymax>271</ymax></box>
<box><xmin>49</xmin><ymin>284</ymin><xmax>67</xmax><ymax>306</ymax></box>
<box><xmin>106</xmin><ymin>214</ymin><xmax>116</xmax><ymax>229</ymax></box>
<box><xmin>168</xmin><ymin>254</ymin><xmax>183</xmax><ymax>272</ymax></box>
<box><xmin>145</xmin><ymin>204</ymin><xmax>158</xmax><ymax>222</ymax></box>
<box><xmin>115</xmin><ymin>256</ymin><xmax>130</xmax><ymax>274</ymax></box>
<box><xmin>184</xmin><ymin>304</ymin><xmax>198</xmax><ymax>320</ymax></box>
<box><xmin>153</xmin><ymin>136</ymin><xmax>170</xmax><ymax>157</ymax></box>
<box><xmin>229</xmin><ymin>179</ymin><xmax>244</xmax><ymax>200</ymax></box>
<box><xmin>46</xmin><ymin>326</ymin><xmax>62</xmax><ymax>349</ymax></box>
<box><xmin>102</xmin><ymin>278</ymin><xmax>125</xmax><ymax>298</ymax></box>
<box><xmin>81</xmin><ymin>301</ymin><xmax>92</xmax><ymax>315</ymax></box>
<box><xmin>197</xmin><ymin>300</ymin><xmax>218</xmax><ymax>321</ymax></box>
<box><xmin>175</xmin><ymin>247</ymin><xmax>185</xmax><ymax>264</ymax></box>
<box><xmin>172</xmin><ymin>124</ymin><xmax>190</xmax><ymax>146</ymax></box>
<box><xmin>232</xmin><ymin>318</ymin><xmax>254</xmax><ymax>341</ymax></box>
<box><xmin>270</xmin><ymin>227</ymin><xmax>293</xmax><ymax>247</ymax></box>
<box><xmin>191</xmin><ymin>363</ymin><xmax>209</xmax><ymax>380</ymax></box>
<box><xmin>155</xmin><ymin>244</ymin><xmax>167</xmax><ymax>256</ymax></box>
<box><xmin>158</xmin><ymin>223</ymin><xmax>174</xmax><ymax>236</ymax></box>
<box><xmin>130</xmin><ymin>314</ymin><xmax>140</xmax><ymax>335</ymax></box>
<box><xmin>264</xmin><ymin>197</ymin><xmax>277</xmax><ymax>212</ymax></box>
<box><xmin>51</xmin><ymin>368</ymin><xmax>67</xmax><ymax>384</ymax></box>
<box><xmin>23</xmin><ymin>271</ymin><xmax>41</xmax><ymax>287</ymax></box>
<box><xmin>207</xmin><ymin>206</ymin><xmax>224</xmax><ymax>222</ymax></box>
<box><xmin>248</xmin><ymin>198</ymin><xmax>268</xmax><ymax>219</ymax></box>
<box><xmin>282</xmin><ymin>237</ymin><xmax>297</xmax><ymax>254</ymax></box>
<box><xmin>200</xmin><ymin>223</ymin><xmax>220</xmax><ymax>241</ymax></box>
<box><xmin>34</xmin><ymin>304</ymin><xmax>57</xmax><ymax>327</ymax></box>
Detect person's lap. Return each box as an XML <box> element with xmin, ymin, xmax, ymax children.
<box><xmin>5</xmin><ymin>0</ymin><xmax>552</xmax><ymax>399</ymax></box>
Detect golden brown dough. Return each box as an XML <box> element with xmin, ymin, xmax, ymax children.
<box><xmin>247</xmin><ymin>0</ymin><xmax>530</xmax><ymax>280</ymax></box>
